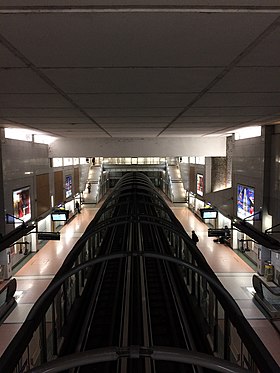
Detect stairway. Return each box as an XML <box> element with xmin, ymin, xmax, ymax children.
<box><xmin>84</xmin><ymin>165</ymin><xmax>102</xmax><ymax>204</ymax></box>
<box><xmin>167</xmin><ymin>165</ymin><xmax>186</xmax><ymax>203</ymax></box>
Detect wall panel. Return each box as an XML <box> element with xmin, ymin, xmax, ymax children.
<box><xmin>54</xmin><ymin>171</ymin><xmax>63</xmax><ymax>206</ymax></box>
<box><xmin>74</xmin><ymin>168</ymin><xmax>79</xmax><ymax>194</ymax></box>
<box><xmin>36</xmin><ymin>173</ymin><xmax>50</xmax><ymax>217</ymax></box>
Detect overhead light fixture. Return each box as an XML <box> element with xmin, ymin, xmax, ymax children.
<box><xmin>233</xmin><ymin>126</ymin><xmax>261</xmax><ymax>140</ymax></box>
<box><xmin>4</xmin><ymin>128</ymin><xmax>56</xmax><ymax>144</ymax></box>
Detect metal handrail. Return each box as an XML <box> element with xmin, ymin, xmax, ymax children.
<box><xmin>1</xmin><ymin>252</ymin><xmax>278</xmax><ymax>372</ymax></box>
<box><xmin>28</xmin><ymin>346</ymin><xmax>248</xmax><ymax>373</ymax></box>
<box><xmin>0</xmin><ymin>172</ymin><xmax>279</xmax><ymax>373</ymax></box>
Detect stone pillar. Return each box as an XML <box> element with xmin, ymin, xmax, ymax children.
<box><xmin>262</xmin><ymin>126</ymin><xmax>273</xmax><ymax>232</ymax></box>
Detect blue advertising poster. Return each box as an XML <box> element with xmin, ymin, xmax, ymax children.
<box><xmin>237</xmin><ymin>184</ymin><xmax>254</xmax><ymax>219</ymax></box>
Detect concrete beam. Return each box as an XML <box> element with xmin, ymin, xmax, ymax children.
<box><xmin>49</xmin><ymin>137</ymin><xmax>226</xmax><ymax>158</ymax></box>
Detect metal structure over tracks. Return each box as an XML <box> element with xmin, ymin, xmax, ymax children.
<box><xmin>0</xmin><ymin>173</ymin><xmax>279</xmax><ymax>373</ymax></box>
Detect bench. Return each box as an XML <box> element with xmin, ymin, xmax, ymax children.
<box><xmin>208</xmin><ymin>228</ymin><xmax>231</xmax><ymax>246</ymax></box>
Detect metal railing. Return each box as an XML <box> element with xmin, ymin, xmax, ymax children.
<box><xmin>0</xmin><ymin>173</ymin><xmax>279</xmax><ymax>373</ymax></box>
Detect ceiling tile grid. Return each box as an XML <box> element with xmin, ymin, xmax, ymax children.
<box><xmin>0</xmin><ymin>3</ymin><xmax>280</xmax><ymax>138</ymax></box>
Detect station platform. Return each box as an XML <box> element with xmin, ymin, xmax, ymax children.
<box><xmin>0</xmin><ymin>195</ymin><xmax>280</xmax><ymax>368</ymax></box>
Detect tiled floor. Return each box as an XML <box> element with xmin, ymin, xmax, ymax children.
<box><xmin>0</xmin><ymin>324</ymin><xmax>21</xmax><ymax>356</ymax></box>
<box><xmin>0</xmin><ymin>205</ymin><xmax>99</xmax><ymax>357</ymax></box>
<box><xmin>15</xmin><ymin>208</ymin><xmax>98</xmax><ymax>278</ymax></box>
<box><xmin>171</xmin><ymin>206</ymin><xmax>255</xmax><ymax>273</ymax></box>
<box><xmin>15</xmin><ymin>278</ymin><xmax>52</xmax><ymax>304</ymax></box>
<box><xmin>249</xmin><ymin>319</ymin><xmax>280</xmax><ymax>363</ymax></box>
<box><xmin>1</xmin><ymin>199</ymin><xmax>280</xmax><ymax>367</ymax></box>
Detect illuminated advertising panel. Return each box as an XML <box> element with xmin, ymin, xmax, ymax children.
<box><xmin>65</xmin><ymin>175</ymin><xmax>72</xmax><ymax>198</ymax></box>
<box><xmin>51</xmin><ymin>211</ymin><xmax>69</xmax><ymax>221</ymax></box>
<box><xmin>237</xmin><ymin>184</ymin><xmax>254</xmax><ymax>220</ymax></box>
<box><xmin>200</xmin><ymin>208</ymin><xmax>218</xmax><ymax>219</ymax></box>
<box><xmin>196</xmin><ymin>174</ymin><xmax>204</xmax><ymax>196</ymax></box>
<box><xmin>13</xmin><ymin>186</ymin><xmax>31</xmax><ymax>223</ymax></box>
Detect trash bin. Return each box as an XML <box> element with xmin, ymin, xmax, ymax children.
<box><xmin>264</xmin><ymin>262</ymin><xmax>274</xmax><ymax>282</ymax></box>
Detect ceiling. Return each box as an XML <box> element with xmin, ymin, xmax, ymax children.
<box><xmin>0</xmin><ymin>1</ymin><xmax>280</xmax><ymax>140</ymax></box>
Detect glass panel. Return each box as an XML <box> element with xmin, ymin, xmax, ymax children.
<box><xmin>28</xmin><ymin>326</ymin><xmax>41</xmax><ymax>368</ymax></box>
<box><xmin>229</xmin><ymin>323</ymin><xmax>242</xmax><ymax>366</ymax></box>
<box><xmin>195</xmin><ymin>156</ymin><xmax>205</xmax><ymax>164</ymax></box>
<box><xmin>54</xmin><ymin>288</ymin><xmax>64</xmax><ymax>340</ymax></box>
<box><xmin>234</xmin><ymin>126</ymin><xmax>261</xmax><ymax>140</ymax></box>
<box><xmin>241</xmin><ymin>343</ymin><xmax>254</xmax><ymax>370</ymax></box>
<box><xmin>216</xmin><ymin>301</ymin><xmax>225</xmax><ymax>358</ymax></box>
<box><xmin>34</xmin><ymin>135</ymin><xmax>56</xmax><ymax>144</ymax></box>
<box><xmin>4</xmin><ymin>128</ymin><xmax>32</xmax><ymax>142</ymax></box>
<box><xmin>63</xmin><ymin>157</ymin><xmax>73</xmax><ymax>166</ymax></box>
<box><xmin>66</xmin><ymin>275</ymin><xmax>76</xmax><ymax>309</ymax></box>
<box><xmin>52</xmin><ymin>158</ymin><xmax>63</xmax><ymax>167</ymax></box>
<box><xmin>204</xmin><ymin>286</ymin><xmax>216</xmax><ymax>352</ymax></box>
<box><xmin>45</xmin><ymin>304</ymin><xmax>55</xmax><ymax>361</ymax></box>
<box><xmin>13</xmin><ymin>346</ymin><xmax>29</xmax><ymax>373</ymax></box>
<box><xmin>79</xmin><ymin>157</ymin><xmax>88</xmax><ymax>164</ymax></box>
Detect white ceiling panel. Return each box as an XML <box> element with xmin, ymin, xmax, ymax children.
<box><xmin>211</xmin><ymin>67</ymin><xmax>280</xmax><ymax>93</ymax></box>
<box><xmin>174</xmin><ymin>116</ymin><xmax>256</xmax><ymax>123</ymax></box>
<box><xmin>86</xmin><ymin>108</ymin><xmax>182</xmax><ymax>117</ymax></box>
<box><xmin>165</xmin><ymin>127</ymin><xmax>219</xmax><ymax>132</ymax></box>
<box><xmin>181</xmin><ymin>107</ymin><xmax>277</xmax><ymax>117</ymax></box>
<box><xmin>53</xmin><ymin>131</ymin><xmax>107</xmax><ymax>138</ymax></box>
<box><xmin>193</xmin><ymin>93</ymin><xmax>280</xmax><ymax>107</ymax></box>
<box><xmin>109</xmin><ymin>131</ymin><xmax>160</xmax><ymax>137</ymax></box>
<box><xmin>2</xmin><ymin>117</ymin><xmax>90</xmax><ymax>124</ymax></box>
<box><xmin>96</xmin><ymin>117</ymin><xmax>173</xmax><ymax>124</ymax></box>
<box><xmin>170</xmin><ymin>122</ymin><xmax>234</xmax><ymax>128</ymax></box>
<box><xmin>45</xmin><ymin>68</ymin><xmax>222</xmax><ymax>93</ymax></box>
<box><xmin>69</xmin><ymin>93</ymin><xmax>196</xmax><ymax>107</ymax></box>
<box><xmin>30</xmin><ymin>123</ymin><xmax>100</xmax><ymax>129</ymax></box>
<box><xmin>0</xmin><ymin>12</ymin><xmax>276</xmax><ymax>67</ymax></box>
<box><xmin>0</xmin><ymin>94</ymin><xmax>72</xmax><ymax>108</ymax></box>
<box><xmin>238</xmin><ymin>28</ymin><xmax>280</xmax><ymax>66</ymax></box>
<box><xmin>161</xmin><ymin>131</ymin><xmax>206</xmax><ymax>137</ymax></box>
<box><xmin>0</xmin><ymin>45</ymin><xmax>25</xmax><ymax>67</ymax></box>
<box><xmin>1</xmin><ymin>108</ymin><xmax>82</xmax><ymax>117</ymax></box>
<box><xmin>0</xmin><ymin>70</ymin><xmax>56</xmax><ymax>93</ymax></box>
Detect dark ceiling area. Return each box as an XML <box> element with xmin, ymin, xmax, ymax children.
<box><xmin>0</xmin><ymin>2</ymin><xmax>280</xmax><ymax>139</ymax></box>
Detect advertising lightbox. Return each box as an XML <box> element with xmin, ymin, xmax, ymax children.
<box><xmin>196</xmin><ymin>174</ymin><xmax>204</xmax><ymax>196</ymax></box>
<box><xmin>13</xmin><ymin>186</ymin><xmax>31</xmax><ymax>223</ymax></box>
<box><xmin>237</xmin><ymin>184</ymin><xmax>255</xmax><ymax>220</ymax></box>
<box><xmin>65</xmin><ymin>175</ymin><xmax>72</xmax><ymax>198</ymax></box>
<box><xmin>200</xmin><ymin>208</ymin><xmax>218</xmax><ymax>219</ymax></box>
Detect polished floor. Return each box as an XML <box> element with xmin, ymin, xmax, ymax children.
<box><xmin>171</xmin><ymin>205</ymin><xmax>280</xmax><ymax>365</ymax></box>
<box><xmin>1</xmin><ymin>196</ymin><xmax>280</xmax><ymax>367</ymax></box>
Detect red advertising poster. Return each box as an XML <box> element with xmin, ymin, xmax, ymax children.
<box><xmin>197</xmin><ymin>174</ymin><xmax>204</xmax><ymax>196</ymax></box>
<box><xmin>13</xmin><ymin>186</ymin><xmax>31</xmax><ymax>223</ymax></box>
